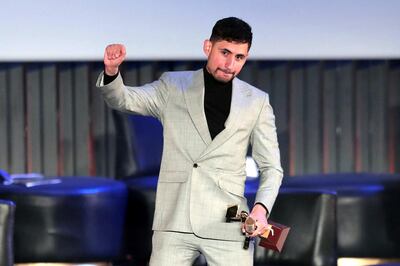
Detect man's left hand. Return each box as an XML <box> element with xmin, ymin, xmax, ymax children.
<box><xmin>244</xmin><ymin>204</ymin><xmax>269</xmax><ymax>238</ymax></box>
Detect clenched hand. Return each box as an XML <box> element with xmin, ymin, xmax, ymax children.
<box><xmin>104</xmin><ymin>44</ymin><xmax>126</xmax><ymax>76</ymax></box>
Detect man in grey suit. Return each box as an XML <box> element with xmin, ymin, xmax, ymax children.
<box><xmin>97</xmin><ymin>17</ymin><xmax>283</xmax><ymax>266</ymax></box>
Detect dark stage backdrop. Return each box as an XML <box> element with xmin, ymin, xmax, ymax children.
<box><xmin>0</xmin><ymin>60</ymin><xmax>399</xmax><ymax>178</ymax></box>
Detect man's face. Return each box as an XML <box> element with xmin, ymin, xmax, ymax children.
<box><xmin>204</xmin><ymin>40</ymin><xmax>249</xmax><ymax>83</ymax></box>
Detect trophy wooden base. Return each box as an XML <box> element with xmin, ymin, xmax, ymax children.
<box><xmin>259</xmin><ymin>221</ymin><xmax>290</xmax><ymax>252</ymax></box>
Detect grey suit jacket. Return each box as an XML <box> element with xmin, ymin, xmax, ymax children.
<box><xmin>97</xmin><ymin>69</ymin><xmax>283</xmax><ymax>241</ymax></box>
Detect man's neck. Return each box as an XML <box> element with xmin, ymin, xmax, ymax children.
<box><xmin>203</xmin><ymin>67</ymin><xmax>232</xmax><ymax>88</ymax></box>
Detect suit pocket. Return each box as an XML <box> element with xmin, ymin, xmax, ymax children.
<box><xmin>159</xmin><ymin>171</ymin><xmax>188</xmax><ymax>183</ymax></box>
<box><xmin>218</xmin><ymin>178</ymin><xmax>245</xmax><ymax>198</ymax></box>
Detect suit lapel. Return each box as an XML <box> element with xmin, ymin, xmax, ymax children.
<box><xmin>199</xmin><ymin>78</ymin><xmax>251</xmax><ymax>160</ymax></box>
<box><xmin>183</xmin><ymin>69</ymin><xmax>212</xmax><ymax>145</ymax></box>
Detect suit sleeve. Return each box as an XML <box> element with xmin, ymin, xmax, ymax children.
<box><xmin>96</xmin><ymin>71</ymin><xmax>169</xmax><ymax>120</ymax></box>
<box><xmin>250</xmin><ymin>93</ymin><xmax>283</xmax><ymax>214</ymax></box>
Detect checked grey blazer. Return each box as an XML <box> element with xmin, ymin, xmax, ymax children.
<box><xmin>97</xmin><ymin>69</ymin><xmax>283</xmax><ymax>241</ymax></box>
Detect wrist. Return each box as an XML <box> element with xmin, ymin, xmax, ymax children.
<box><xmin>105</xmin><ymin>66</ymin><xmax>119</xmax><ymax>76</ymax></box>
<box><xmin>252</xmin><ymin>203</ymin><xmax>269</xmax><ymax>217</ymax></box>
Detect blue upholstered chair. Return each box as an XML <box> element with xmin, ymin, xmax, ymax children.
<box><xmin>112</xmin><ymin>111</ymin><xmax>162</xmax><ymax>265</ymax></box>
<box><xmin>0</xmin><ymin>199</ymin><xmax>15</xmax><ymax>266</ymax></box>
<box><xmin>282</xmin><ymin>173</ymin><xmax>400</xmax><ymax>261</ymax></box>
<box><xmin>0</xmin><ymin>177</ymin><xmax>128</xmax><ymax>263</ymax></box>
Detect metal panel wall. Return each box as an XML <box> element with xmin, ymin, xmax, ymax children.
<box><xmin>58</xmin><ymin>63</ymin><xmax>75</xmax><ymax>175</ymax></box>
<box><xmin>9</xmin><ymin>65</ymin><xmax>25</xmax><ymax>174</ymax></box>
<box><xmin>0</xmin><ymin>65</ymin><xmax>9</xmax><ymax>170</ymax></box>
<box><xmin>0</xmin><ymin>60</ymin><xmax>398</xmax><ymax>177</ymax></box>
<box><xmin>388</xmin><ymin>61</ymin><xmax>400</xmax><ymax>173</ymax></box>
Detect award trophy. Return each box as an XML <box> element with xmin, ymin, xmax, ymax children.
<box><xmin>226</xmin><ymin>205</ymin><xmax>290</xmax><ymax>252</ymax></box>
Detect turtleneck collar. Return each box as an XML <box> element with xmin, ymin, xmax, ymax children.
<box><xmin>203</xmin><ymin>67</ymin><xmax>233</xmax><ymax>89</ymax></box>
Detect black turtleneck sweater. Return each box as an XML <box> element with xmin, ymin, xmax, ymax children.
<box><xmin>203</xmin><ymin>67</ymin><xmax>232</xmax><ymax>139</ymax></box>
<box><xmin>104</xmin><ymin>68</ymin><xmax>232</xmax><ymax>140</ymax></box>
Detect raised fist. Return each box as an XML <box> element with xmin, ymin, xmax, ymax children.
<box><xmin>104</xmin><ymin>44</ymin><xmax>126</xmax><ymax>75</ymax></box>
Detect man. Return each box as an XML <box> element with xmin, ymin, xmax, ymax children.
<box><xmin>97</xmin><ymin>17</ymin><xmax>283</xmax><ymax>266</ymax></box>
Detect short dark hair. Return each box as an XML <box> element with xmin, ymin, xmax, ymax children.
<box><xmin>210</xmin><ymin>17</ymin><xmax>253</xmax><ymax>50</ymax></box>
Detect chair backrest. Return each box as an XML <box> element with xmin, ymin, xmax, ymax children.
<box><xmin>0</xmin><ymin>199</ymin><xmax>15</xmax><ymax>266</ymax></box>
<box><xmin>252</xmin><ymin>189</ymin><xmax>337</xmax><ymax>266</ymax></box>
<box><xmin>282</xmin><ymin>173</ymin><xmax>400</xmax><ymax>258</ymax></box>
<box><xmin>113</xmin><ymin>110</ymin><xmax>163</xmax><ymax>179</ymax></box>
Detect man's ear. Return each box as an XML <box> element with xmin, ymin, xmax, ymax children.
<box><xmin>203</xmin><ymin>40</ymin><xmax>212</xmax><ymax>56</ymax></box>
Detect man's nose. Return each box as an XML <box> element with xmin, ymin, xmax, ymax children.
<box><xmin>225</xmin><ymin>56</ymin><xmax>235</xmax><ymax>70</ymax></box>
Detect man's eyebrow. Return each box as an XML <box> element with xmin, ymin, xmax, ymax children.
<box><xmin>219</xmin><ymin>48</ymin><xmax>232</xmax><ymax>54</ymax></box>
<box><xmin>219</xmin><ymin>48</ymin><xmax>246</xmax><ymax>57</ymax></box>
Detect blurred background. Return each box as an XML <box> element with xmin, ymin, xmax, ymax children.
<box><xmin>0</xmin><ymin>0</ymin><xmax>399</xmax><ymax>178</ymax></box>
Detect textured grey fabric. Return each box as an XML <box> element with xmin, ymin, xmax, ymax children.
<box><xmin>150</xmin><ymin>231</ymin><xmax>254</xmax><ymax>266</ymax></box>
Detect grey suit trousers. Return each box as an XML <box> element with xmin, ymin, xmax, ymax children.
<box><xmin>149</xmin><ymin>231</ymin><xmax>254</xmax><ymax>266</ymax></box>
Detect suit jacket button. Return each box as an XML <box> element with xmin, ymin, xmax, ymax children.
<box><xmin>193</xmin><ymin>163</ymin><xmax>198</xmax><ymax>168</ymax></box>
